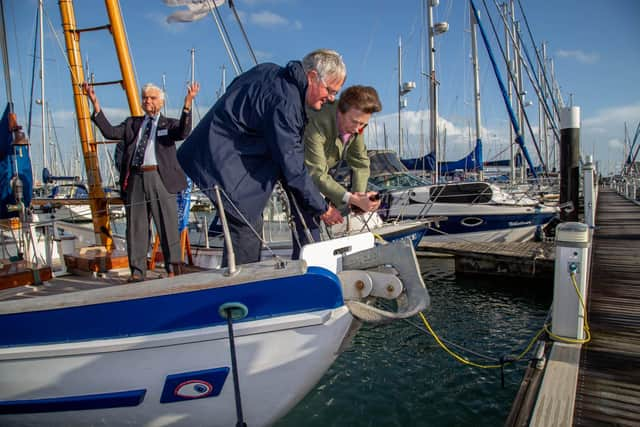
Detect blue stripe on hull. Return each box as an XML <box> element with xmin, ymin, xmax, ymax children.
<box><xmin>384</xmin><ymin>228</ymin><xmax>427</xmax><ymax>248</ymax></box>
<box><xmin>423</xmin><ymin>212</ymin><xmax>555</xmax><ymax>236</ymax></box>
<box><xmin>0</xmin><ymin>267</ymin><xmax>343</xmax><ymax>347</ymax></box>
<box><xmin>0</xmin><ymin>389</ymin><xmax>146</xmax><ymax>414</ymax></box>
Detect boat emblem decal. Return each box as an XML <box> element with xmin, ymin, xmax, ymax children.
<box><xmin>160</xmin><ymin>367</ymin><xmax>230</xmax><ymax>403</ymax></box>
<box><xmin>174</xmin><ymin>380</ymin><xmax>214</xmax><ymax>398</ymax></box>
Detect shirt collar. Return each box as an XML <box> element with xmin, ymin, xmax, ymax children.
<box><xmin>336</xmin><ymin>110</ymin><xmax>352</xmax><ymax>143</ymax></box>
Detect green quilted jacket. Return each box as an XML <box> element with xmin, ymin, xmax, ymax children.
<box><xmin>304</xmin><ymin>102</ymin><xmax>370</xmax><ymax>209</ymax></box>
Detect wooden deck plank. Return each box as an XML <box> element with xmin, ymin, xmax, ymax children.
<box><xmin>573</xmin><ymin>188</ymin><xmax>640</xmax><ymax>426</ymax></box>
<box><xmin>506</xmin><ymin>188</ymin><xmax>640</xmax><ymax>426</ymax></box>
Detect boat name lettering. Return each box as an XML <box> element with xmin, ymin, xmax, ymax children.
<box><xmin>508</xmin><ymin>221</ymin><xmax>532</xmax><ymax>227</ymax></box>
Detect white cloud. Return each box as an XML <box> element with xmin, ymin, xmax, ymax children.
<box><xmin>146</xmin><ymin>11</ymin><xmax>187</xmax><ymax>33</ymax></box>
<box><xmin>249</xmin><ymin>10</ymin><xmax>301</xmax><ymax>30</ymax></box>
<box><xmin>583</xmin><ymin>103</ymin><xmax>640</xmax><ymax>128</ymax></box>
<box><xmin>365</xmin><ymin>109</ymin><xmax>477</xmax><ymax>158</ymax></box>
<box><xmin>555</xmin><ymin>49</ymin><xmax>599</xmax><ymax>64</ymax></box>
<box><xmin>254</xmin><ymin>50</ymin><xmax>275</xmax><ymax>61</ymax></box>
<box><xmin>607</xmin><ymin>138</ymin><xmax>625</xmax><ymax>150</ymax></box>
<box><xmin>577</xmin><ymin>103</ymin><xmax>640</xmax><ymax>174</ymax></box>
<box><xmin>250</xmin><ymin>10</ymin><xmax>287</xmax><ymax>27</ymax></box>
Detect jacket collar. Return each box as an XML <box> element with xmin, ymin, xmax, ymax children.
<box><xmin>136</xmin><ymin>114</ymin><xmax>166</xmax><ymax>129</ymax></box>
<box><xmin>284</xmin><ymin>60</ymin><xmax>308</xmax><ymax>123</ymax></box>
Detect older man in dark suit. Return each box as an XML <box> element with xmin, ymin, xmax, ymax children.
<box><xmin>177</xmin><ymin>49</ymin><xmax>343</xmax><ymax>266</ymax></box>
<box><xmin>82</xmin><ymin>81</ymin><xmax>199</xmax><ymax>281</ymax></box>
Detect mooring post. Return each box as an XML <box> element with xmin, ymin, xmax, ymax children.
<box><xmin>559</xmin><ymin>107</ymin><xmax>581</xmax><ymax>221</ymax></box>
<box><xmin>582</xmin><ymin>155</ymin><xmax>596</xmax><ymax>228</ymax></box>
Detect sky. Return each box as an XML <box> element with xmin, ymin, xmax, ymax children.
<box><xmin>2</xmin><ymin>0</ymin><xmax>639</xmax><ymax>179</ymax></box>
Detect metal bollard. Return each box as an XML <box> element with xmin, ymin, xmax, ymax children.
<box><xmin>551</xmin><ymin>222</ymin><xmax>591</xmax><ymax>341</ymax></box>
<box><xmin>582</xmin><ymin>155</ymin><xmax>595</xmax><ymax>228</ymax></box>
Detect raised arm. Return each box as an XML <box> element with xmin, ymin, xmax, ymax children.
<box><xmin>82</xmin><ymin>82</ymin><xmax>127</xmax><ymax>141</ymax></box>
<box><xmin>183</xmin><ymin>82</ymin><xmax>200</xmax><ymax>113</ymax></box>
<box><xmin>82</xmin><ymin>82</ymin><xmax>101</xmax><ymax>114</ymax></box>
<box><xmin>172</xmin><ymin>82</ymin><xmax>200</xmax><ymax>140</ymax></box>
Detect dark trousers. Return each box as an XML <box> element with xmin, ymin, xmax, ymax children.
<box><xmin>290</xmin><ymin>208</ymin><xmax>321</xmax><ymax>260</ymax></box>
<box><xmin>221</xmin><ymin>213</ymin><xmax>264</xmax><ymax>267</ymax></box>
<box><xmin>125</xmin><ymin>170</ymin><xmax>180</xmax><ymax>277</ymax></box>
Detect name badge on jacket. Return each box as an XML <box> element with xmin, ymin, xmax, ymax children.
<box><xmin>157</xmin><ymin>129</ymin><xmax>169</xmax><ymax>137</ymax></box>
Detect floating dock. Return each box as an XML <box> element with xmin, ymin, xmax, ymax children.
<box><xmin>507</xmin><ymin>187</ymin><xmax>640</xmax><ymax>426</ymax></box>
<box><xmin>417</xmin><ymin>240</ymin><xmax>555</xmax><ymax>279</ymax></box>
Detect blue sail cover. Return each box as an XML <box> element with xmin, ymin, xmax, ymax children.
<box><xmin>401</xmin><ymin>139</ymin><xmax>483</xmax><ymax>176</ymax></box>
<box><xmin>176</xmin><ymin>176</ymin><xmax>192</xmax><ymax>232</ymax></box>
<box><xmin>0</xmin><ymin>103</ymin><xmax>33</xmax><ymax>219</ymax></box>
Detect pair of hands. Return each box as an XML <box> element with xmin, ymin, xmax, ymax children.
<box><xmin>319</xmin><ymin>191</ymin><xmax>381</xmax><ymax>226</ymax></box>
<box><xmin>348</xmin><ymin>191</ymin><xmax>381</xmax><ymax>213</ymax></box>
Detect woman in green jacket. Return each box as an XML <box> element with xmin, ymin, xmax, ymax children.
<box><xmin>292</xmin><ymin>85</ymin><xmax>382</xmax><ymax>258</ymax></box>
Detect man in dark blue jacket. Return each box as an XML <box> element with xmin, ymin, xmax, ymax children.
<box><xmin>177</xmin><ymin>49</ymin><xmax>345</xmax><ymax>265</ymax></box>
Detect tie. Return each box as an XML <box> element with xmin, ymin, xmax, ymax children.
<box><xmin>131</xmin><ymin>119</ymin><xmax>153</xmax><ymax>167</ymax></box>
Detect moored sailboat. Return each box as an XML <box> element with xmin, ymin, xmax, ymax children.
<box><xmin>0</xmin><ymin>2</ymin><xmax>432</xmax><ymax>426</ymax></box>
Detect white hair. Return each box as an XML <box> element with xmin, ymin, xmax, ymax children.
<box><xmin>141</xmin><ymin>83</ymin><xmax>165</xmax><ymax>101</ymax></box>
<box><xmin>302</xmin><ymin>49</ymin><xmax>346</xmax><ymax>83</ymax></box>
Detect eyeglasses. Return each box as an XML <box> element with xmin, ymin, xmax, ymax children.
<box><xmin>318</xmin><ymin>77</ymin><xmax>340</xmax><ymax>98</ymax></box>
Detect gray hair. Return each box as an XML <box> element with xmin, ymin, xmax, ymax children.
<box><xmin>141</xmin><ymin>83</ymin><xmax>165</xmax><ymax>101</ymax></box>
<box><xmin>302</xmin><ymin>49</ymin><xmax>346</xmax><ymax>83</ymax></box>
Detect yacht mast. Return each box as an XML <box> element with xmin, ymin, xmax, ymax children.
<box><xmin>503</xmin><ymin>1</ymin><xmax>515</xmax><ymax>183</ymax></box>
<box><xmin>426</xmin><ymin>0</ymin><xmax>447</xmax><ymax>183</ymax></box>
<box><xmin>427</xmin><ymin>2</ymin><xmax>437</xmax><ymax>183</ymax></box>
<box><xmin>190</xmin><ymin>47</ymin><xmax>195</xmax><ymax>84</ymax></box>
<box><xmin>398</xmin><ymin>37</ymin><xmax>403</xmax><ymax>158</ymax></box>
<box><xmin>161</xmin><ymin>73</ymin><xmax>167</xmax><ymax>116</ymax></box>
<box><xmin>470</xmin><ymin>5</ymin><xmax>483</xmax><ymax>181</ymax></box>
<box><xmin>38</xmin><ymin>0</ymin><xmax>47</xmax><ymax>175</ymax></box>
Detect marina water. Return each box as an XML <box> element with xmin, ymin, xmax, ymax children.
<box><xmin>276</xmin><ymin>256</ymin><xmax>552</xmax><ymax>427</ymax></box>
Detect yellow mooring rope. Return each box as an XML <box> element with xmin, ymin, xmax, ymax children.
<box><xmin>543</xmin><ymin>271</ymin><xmax>591</xmax><ymax>344</ymax></box>
<box><xmin>418</xmin><ymin>271</ymin><xmax>590</xmax><ymax>368</ymax></box>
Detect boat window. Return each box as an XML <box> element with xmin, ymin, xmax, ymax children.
<box><xmin>461</xmin><ymin>217</ymin><xmax>484</xmax><ymax>227</ymax></box>
<box><xmin>429</xmin><ymin>183</ymin><xmax>493</xmax><ymax>203</ymax></box>
<box><xmin>368</xmin><ymin>150</ymin><xmax>410</xmax><ymax>176</ymax></box>
<box><xmin>50</xmin><ymin>184</ymin><xmax>89</xmax><ymax>199</ymax></box>
<box><xmin>370</xmin><ymin>173</ymin><xmax>427</xmax><ymax>190</ymax></box>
